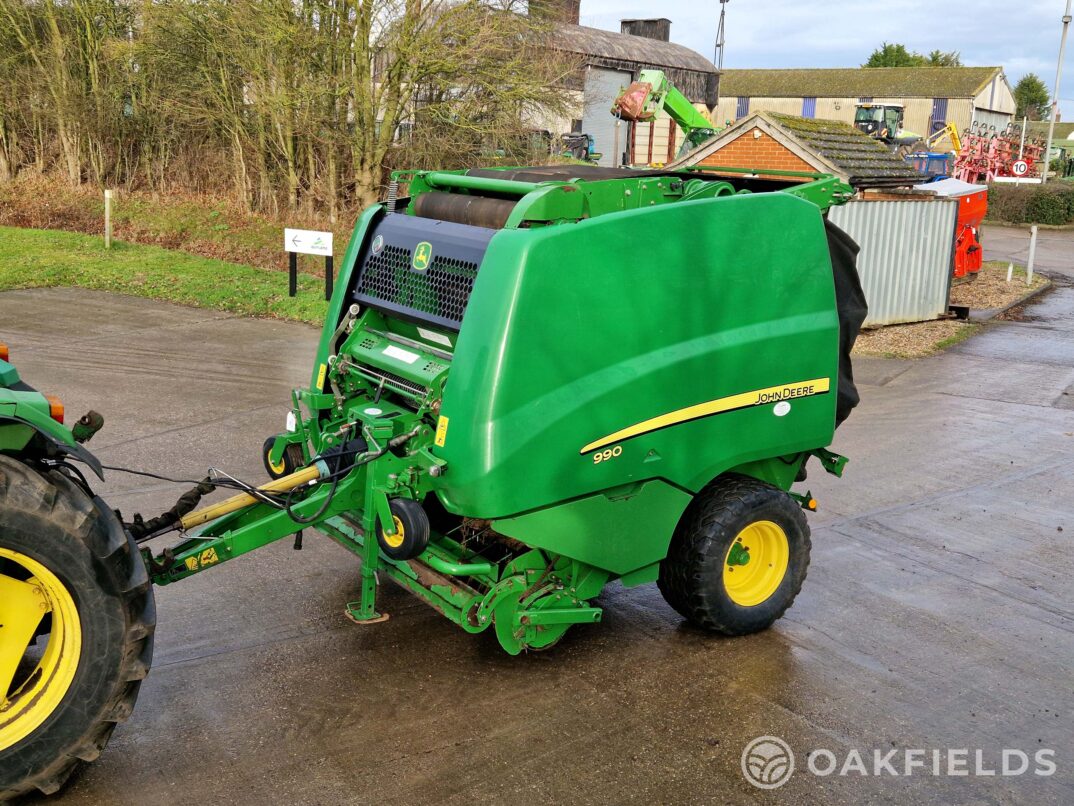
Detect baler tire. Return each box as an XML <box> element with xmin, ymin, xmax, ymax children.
<box><xmin>376</xmin><ymin>498</ymin><xmax>430</xmax><ymax>561</ymax></box>
<box><xmin>657</xmin><ymin>473</ymin><xmax>809</xmax><ymax>636</ymax></box>
<box><xmin>263</xmin><ymin>437</ymin><xmax>305</xmax><ymax>480</ymax></box>
<box><xmin>0</xmin><ymin>456</ymin><xmax>155</xmax><ymax>801</ymax></box>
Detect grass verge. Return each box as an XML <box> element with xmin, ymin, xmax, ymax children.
<box><xmin>0</xmin><ymin>226</ymin><xmax>328</xmax><ymax>324</ymax></box>
<box><xmin>0</xmin><ymin>174</ymin><xmax>353</xmax><ymax>274</ymax></box>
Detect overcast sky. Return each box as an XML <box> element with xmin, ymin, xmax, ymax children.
<box><xmin>580</xmin><ymin>0</ymin><xmax>1073</xmax><ymax>107</ymax></box>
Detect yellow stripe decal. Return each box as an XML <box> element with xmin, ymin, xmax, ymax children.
<box><xmin>580</xmin><ymin>377</ymin><xmax>831</xmax><ymax>455</ymax></box>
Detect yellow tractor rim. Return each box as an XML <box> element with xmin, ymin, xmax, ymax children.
<box><xmin>723</xmin><ymin>520</ymin><xmax>790</xmax><ymax>607</ymax></box>
<box><xmin>0</xmin><ymin>547</ymin><xmax>82</xmax><ymax>752</ymax></box>
<box><xmin>383</xmin><ymin>515</ymin><xmax>405</xmax><ymax>549</ymax></box>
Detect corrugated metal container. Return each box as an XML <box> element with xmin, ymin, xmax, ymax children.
<box><xmin>829</xmin><ymin>198</ymin><xmax>958</xmax><ymax>327</ymax></box>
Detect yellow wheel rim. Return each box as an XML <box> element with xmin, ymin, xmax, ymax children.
<box><xmin>267</xmin><ymin>452</ymin><xmax>286</xmax><ymax>475</ymax></box>
<box><xmin>723</xmin><ymin>520</ymin><xmax>790</xmax><ymax>607</ymax></box>
<box><xmin>383</xmin><ymin>515</ymin><xmax>405</xmax><ymax>549</ymax></box>
<box><xmin>0</xmin><ymin>547</ymin><xmax>82</xmax><ymax>751</ymax></box>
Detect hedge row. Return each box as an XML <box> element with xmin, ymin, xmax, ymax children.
<box><xmin>987</xmin><ymin>182</ymin><xmax>1074</xmax><ymax>226</ymax></box>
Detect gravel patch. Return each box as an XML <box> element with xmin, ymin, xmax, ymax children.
<box><xmin>853</xmin><ymin>320</ymin><xmax>978</xmax><ymax>359</ymax></box>
<box><xmin>950</xmin><ymin>263</ymin><xmax>1050</xmax><ymax>310</ymax></box>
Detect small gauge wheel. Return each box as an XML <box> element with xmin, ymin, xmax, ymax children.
<box><xmin>376</xmin><ymin>499</ymin><xmax>430</xmax><ymax>560</ymax></box>
<box><xmin>262</xmin><ymin>437</ymin><xmax>305</xmax><ymax>479</ymax></box>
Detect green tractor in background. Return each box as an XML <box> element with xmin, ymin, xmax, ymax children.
<box><xmin>853</xmin><ymin>102</ymin><xmax>926</xmax><ymax>157</ymax></box>
<box><xmin>1</xmin><ymin>162</ymin><xmax>866</xmax><ymax>799</ymax></box>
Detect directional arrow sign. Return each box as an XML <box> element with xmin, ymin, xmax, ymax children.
<box><xmin>284</xmin><ymin>228</ymin><xmax>333</xmax><ymax>257</ymax></box>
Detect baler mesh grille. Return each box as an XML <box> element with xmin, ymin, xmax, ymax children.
<box><xmin>356</xmin><ymin>245</ymin><xmax>479</xmax><ymax>328</ymax></box>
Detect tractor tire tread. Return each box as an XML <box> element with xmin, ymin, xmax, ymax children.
<box><xmin>0</xmin><ymin>455</ymin><xmax>155</xmax><ymax>801</ymax></box>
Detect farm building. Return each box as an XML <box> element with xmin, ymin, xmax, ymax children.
<box><xmin>671</xmin><ymin>111</ymin><xmax>923</xmax><ymax>189</ymax></box>
<box><xmin>545</xmin><ymin>7</ymin><xmax>718</xmax><ymax>166</ymax></box>
<box><xmin>713</xmin><ymin>67</ymin><xmax>1015</xmax><ymax>138</ymax></box>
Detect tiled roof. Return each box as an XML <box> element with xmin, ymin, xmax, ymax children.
<box><xmin>768</xmin><ymin>113</ymin><xmax>924</xmax><ymax>186</ymax></box>
<box><xmin>676</xmin><ymin>111</ymin><xmax>925</xmax><ymax>188</ymax></box>
<box><xmin>1026</xmin><ymin>121</ymin><xmax>1074</xmax><ymax>140</ymax></box>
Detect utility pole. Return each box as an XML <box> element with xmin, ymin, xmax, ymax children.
<box><xmin>1043</xmin><ymin>0</ymin><xmax>1072</xmax><ymax>184</ymax></box>
<box><xmin>714</xmin><ymin>0</ymin><xmax>729</xmax><ymax>71</ymax></box>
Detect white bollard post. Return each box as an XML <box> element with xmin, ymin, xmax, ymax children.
<box><xmin>104</xmin><ymin>189</ymin><xmax>113</xmax><ymax>249</ymax></box>
<box><xmin>1006</xmin><ymin>262</ymin><xmax>1014</xmax><ymax>283</ymax></box>
<box><xmin>1026</xmin><ymin>225</ymin><xmax>1038</xmax><ymax>286</ymax></box>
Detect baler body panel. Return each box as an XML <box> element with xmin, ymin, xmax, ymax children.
<box><xmin>434</xmin><ymin>191</ymin><xmax>840</xmax><ymax>522</ymax></box>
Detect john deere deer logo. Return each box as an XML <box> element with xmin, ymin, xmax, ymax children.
<box><xmin>412</xmin><ymin>241</ymin><xmax>432</xmax><ymax>271</ymax></box>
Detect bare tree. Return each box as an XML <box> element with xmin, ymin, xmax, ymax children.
<box><xmin>0</xmin><ymin>0</ymin><xmax>577</xmax><ymax>214</ymax></box>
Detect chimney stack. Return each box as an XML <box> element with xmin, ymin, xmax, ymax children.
<box><xmin>530</xmin><ymin>0</ymin><xmax>580</xmax><ymax>25</ymax></box>
<box><xmin>620</xmin><ymin>18</ymin><xmax>671</xmax><ymax>42</ymax></box>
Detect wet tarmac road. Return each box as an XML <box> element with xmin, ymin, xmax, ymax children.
<box><xmin>981</xmin><ymin>224</ymin><xmax>1074</xmax><ymax>275</ymax></box>
<box><xmin>2</xmin><ymin>256</ymin><xmax>1072</xmax><ymax>803</ymax></box>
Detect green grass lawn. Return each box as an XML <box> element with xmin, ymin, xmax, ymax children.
<box><xmin>0</xmin><ymin>226</ymin><xmax>328</xmax><ymax>324</ymax></box>
<box><xmin>0</xmin><ymin>175</ymin><xmax>355</xmax><ymax>276</ymax></box>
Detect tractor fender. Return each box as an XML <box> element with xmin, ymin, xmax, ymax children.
<box><xmin>0</xmin><ymin>414</ymin><xmax>105</xmax><ymax>480</ymax></box>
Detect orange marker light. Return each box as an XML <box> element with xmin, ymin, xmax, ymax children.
<box><xmin>808</xmin><ymin>498</ymin><xmax>818</xmax><ymax>511</ymax></box>
<box><xmin>45</xmin><ymin>395</ymin><xmax>64</xmax><ymax>424</ymax></box>
<box><xmin>0</xmin><ymin>342</ymin><xmax>8</xmax><ymax>362</ymax></box>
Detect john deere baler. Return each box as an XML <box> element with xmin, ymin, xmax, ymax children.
<box><xmin>148</xmin><ymin>163</ymin><xmax>865</xmax><ymax>654</ymax></box>
<box><xmin>2</xmin><ymin>163</ymin><xmax>867</xmax><ymax>797</ymax></box>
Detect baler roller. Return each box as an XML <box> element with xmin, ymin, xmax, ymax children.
<box><xmin>413</xmin><ymin>191</ymin><xmax>518</xmax><ymax>229</ymax></box>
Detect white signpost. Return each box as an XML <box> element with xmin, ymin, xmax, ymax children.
<box><xmin>284</xmin><ymin>228</ymin><xmax>334</xmax><ymax>299</ymax></box>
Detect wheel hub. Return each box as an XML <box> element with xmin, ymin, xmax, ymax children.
<box><xmin>0</xmin><ymin>548</ymin><xmax>82</xmax><ymax>752</ymax></box>
<box><xmin>723</xmin><ymin>520</ymin><xmax>790</xmax><ymax>607</ymax></box>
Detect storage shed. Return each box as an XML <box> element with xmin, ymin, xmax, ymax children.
<box><xmin>671</xmin><ymin>111</ymin><xmax>924</xmax><ymax>189</ymax></box>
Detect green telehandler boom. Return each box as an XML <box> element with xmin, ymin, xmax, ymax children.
<box><xmin>612</xmin><ymin>69</ymin><xmax>720</xmax><ymax>161</ymax></box>
<box><xmin>1</xmin><ymin>162</ymin><xmax>865</xmax><ymax>799</ymax></box>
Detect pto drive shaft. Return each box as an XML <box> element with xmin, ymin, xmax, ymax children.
<box><xmin>180</xmin><ymin>462</ymin><xmax>328</xmax><ymax>530</ymax></box>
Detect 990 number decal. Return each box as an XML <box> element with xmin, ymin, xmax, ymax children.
<box><xmin>593</xmin><ymin>445</ymin><xmax>623</xmax><ymax>464</ymax></box>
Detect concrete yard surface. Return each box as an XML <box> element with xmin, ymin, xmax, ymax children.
<box><xmin>981</xmin><ymin>224</ymin><xmax>1074</xmax><ymax>275</ymax></box>
<box><xmin>1</xmin><ymin>274</ymin><xmax>1072</xmax><ymax>804</ymax></box>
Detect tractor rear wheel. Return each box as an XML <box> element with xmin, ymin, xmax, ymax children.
<box><xmin>658</xmin><ymin>474</ymin><xmax>810</xmax><ymax>635</ymax></box>
<box><xmin>0</xmin><ymin>455</ymin><xmax>155</xmax><ymax>800</ymax></box>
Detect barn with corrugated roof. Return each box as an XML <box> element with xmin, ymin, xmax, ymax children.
<box><xmin>713</xmin><ymin>67</ymin><xmax>1015</xmax><ymax>138</ymax></box>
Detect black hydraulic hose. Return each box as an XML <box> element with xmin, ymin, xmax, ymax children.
<box><xmin>282</xmin><ymin>427</ymin><xmax>421</xmax><ymax>525</ymax></box>
<box><xmin>77</xmin><ymin>428</ymin><xmax>420</xmax><ymax>539</ymax></box>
